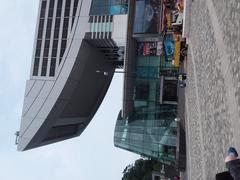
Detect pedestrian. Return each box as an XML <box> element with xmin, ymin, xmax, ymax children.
<box><xmin>216</xmin><ymin>147</ymin><xmax>240</xmax><ymax>180</ymax></box>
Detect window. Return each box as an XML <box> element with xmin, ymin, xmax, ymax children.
<box><xmin>37</xmin><ymin>19</ymin><xmax>45</xmax><ymax>39</ymax></box>
<box><xmin>43</xmin><ymin>40</ymin><xmax>50</xmax><ymax>57</ymax></box>
<box><xmin>35</xmin><ymin>48</ymin><xmax>41</xmax><ymax>57</ymax></box>
<box><xmin>49</xmin><ymin>58</ymin><xmax>56</xmax><ymax>76</ymax></box>
<box><xmin>33</xmin><ymin>58</ymin><xmax>40</xmax><ymax>76</ymax></box>
<box><xmin>49</xmin><ymin>0</ymin><xmax>55</xmax><ymax>9</ymax></box>
<box><xmin>62</xmin><ymin>18</ymin><xmax>69</xmax><ymax>38</ymax></box>
<box><xmin>60</xmin><ymin>40</ymin><xmax>66</xmax><ymax>57</ymax></box>
<box><xmin>135</xmin><ymin>82</ymin><xmax>149</xmax><ymax>100</ymax></box>
<box><xmin>40</xmin><ymin>1</ymin><xmax>47</xmax><ymax>18</ymax></box>
<box><xmin>73</xmin><ymin>0</ymin><xmax>79</xmax><ymax>16</ymax></box>
<box><xmin>51</xmin><ymin>40</ymin><xmax>58</xmax><ymax>57</ymax></box>
<box><xmin>41</xmin><ymin>58</ymin><xmax>48</xmax><ymax>76</ymax></box>
<box><xmin>45</xmin><ymin>19</ymin><xmax>52</xmax><ymax>39</ymax></box>
<box><xmin>64</xmin><ymin>0</ymin><xmax>71</xmax><ymax>17</ymax></box>
<box><xmin>53</xmin><ymin>18</ymin><xmax>61</xmax><ymax>38</ymax></box>
<box><xmin>56</xmin><ymin>0</ymin><xmax>63</xmax><ymax>17</ymax></box>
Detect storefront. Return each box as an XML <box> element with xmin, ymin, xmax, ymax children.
<box><xmin>113</xmin><ymin>0</ymin><xmax>182</xmax><ymax>166</ymax></box>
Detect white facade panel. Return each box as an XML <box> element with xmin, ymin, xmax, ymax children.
<box><xmin>112</xmin><ymin>14</ymin><xmax>128</xmax><ymax>47</ymax></box>
<box><xmin>26</xmin><ymin>80</ymin><xmax>45</xmax><ymax>98</ymax></box>
<box><xmin>24</xmin><ymin>97</ymin><xmax>46</xmax><ymax>119</ymax></box>
<box><xmin>24</xmin><ymin>80</ymin><xmax>35</xmax><ymax>96</ymax></box>
<box><xmin>47</xmin><ymin>76</ymin><xmax>68</xmax><ymax>99</ymax></box>
<box><xmin>36</xmin><ymin>97</ymin><xmax>57</xmax><ymax>119</ymax></box>
<box><xmin>66</xmin><ymin>39</ymin><xmax>82</xmax><ymax>59</ymax></box>
<box><xmin>38</xmin><ymin>81</ymin><xmax>55</xmax><ymax>99</ymax></box>
<box><xmin>22</xmin><ymin>80</ymin><xmax>45</xmax><ymax>117</ymax></box>
<box><xmin>20</xmin><ymin>97</ymin><xmax>45</xmax><ymax>134</ymax></box>
<box><xmin>18</xmin><ymin>117</ymin><xmax>45</xmax><ymax>150</ymax></box>
<box><xmin>71</xmin><ymin>17</ymin><xmax>90</xmax><ymax>38</ymax></box>
<box><xmin>79</xmin><ymin>0</ymin><xmax>91</xmax><ymax>17</ymax></box>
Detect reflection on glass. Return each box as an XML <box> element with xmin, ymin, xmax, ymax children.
<box><xmin>90</xmin><ymin>0</ymin><xmax>128</xmax><ymax>15</ymax></box>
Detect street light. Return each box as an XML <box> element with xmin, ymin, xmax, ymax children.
<box><xmin>15</xmin><ymin>131</ymin><xmax>19</xmax><ymax>145</ymax></box>
<box><xmin>96</xmin><ymin>70</ymin><xmax>126</xmax><ymax>76</ymax></box>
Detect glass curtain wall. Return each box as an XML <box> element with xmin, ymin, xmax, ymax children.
<box><xmin>114</xmin><ymin>105</ymin><xmax>177</xmax><ymax>165</ymax></box>
<box><xmin>133</xmin><ymin>0</ymin><xmax>162</xmax><ymax>34</ymax></box>
<box><xmin>114</xmin><ymin>41</ymin><xmax>178</xmax><ymax>165</ymax></box>
<box><xmin>90</xmin><ymin>0</ymin><xmax>128</xmax><ymax>15</ymax></box>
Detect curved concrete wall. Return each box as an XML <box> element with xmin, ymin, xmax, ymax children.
<box><xmin>18</xmin><ymin>0</ymin><xmax>115</xmax><ymax>151</ymax></box>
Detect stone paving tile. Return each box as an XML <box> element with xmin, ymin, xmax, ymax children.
<box><xmin>185</xmin><ymin>0</ymin><xmax>239</xmax><ymax>179</ymax></box>
<box><xmin>211</xmin><ymin>0</ymin><xmax>240</xmax><ymax>120</ymax></box>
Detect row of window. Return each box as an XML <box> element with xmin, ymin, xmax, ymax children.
<box><xmin>33</xmin><ymin>0</ymin><xmax>79</xmax><ymax>77</ymax></box>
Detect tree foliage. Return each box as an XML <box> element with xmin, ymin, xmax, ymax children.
<box><xmin>122</xmin><ymin>159</ymin><xmax>161</xmax><ymax>180</ymax></box>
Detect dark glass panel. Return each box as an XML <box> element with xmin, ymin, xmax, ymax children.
<box><xmin>35</xmin><ymin>48</ymin><xmax>41</xmax><ymax>57</ymax></box>
<box><xmin>49</xmin><ymin>0</ymin><xmax>55</xmax><ymax>8</ymax></box>
<box><xmin>48</xmin><ymin>8</ymin><xmax>54</xmax><ymax>17</ymax></box>
<box><xmin>40</xmin><ymin>1</ymin><xmax>47</xmax><ymax>18</ymax></box>
<box><xmin>135</xmin><ymin>82</ymin><xmax>149</xmax><ymax>100</ymax></box>
<box><xmin>41</xmin><ymin>58</ymin><xmax>48</xmax><ymax>76</ymax></box>
<box><xmin>73</xmin><ymin>0</ymin><xmax>79</xmax><ymax>17</ymax></box>
<box><xmin>36</xmin><ymin>40</ymin><xmax>42</xmax><ymax>49</ymax></box>
<box><xmin>45</xmin><ymin>19</ymin><xmax>52</xmax><ymax>39</ymax></box>
<box><xmin>57</xmin><ymin>0</ymin><xmax>63</xmax><ymax>8</ymax></box>
<box><xmin>66</xmin><ymin>0</ymin><xmax>71</xmax><ymax>8</ymax></box>
<box><xmin>39</xmin><ymin>19</ymin><xmax>44</xmax><ymax>28</ymax></box>
<box><xmin>49</xmin><ymin>58</ymin><xmax>56</xmax><ymax>76</ymax></box>
<box><xmin>64</xmin><ymin>0</ymin><xmax>71</xmax><ymax>17</ymax></box>
<box><xmin>62</xmin><ymin>18</ymin><xmax>69</xmax><ymax>38</ymax></box>
<box><xmin>51</xmin><ymin>39</ymin><xmax>58</xmax><ymax>57</ymax></box>
<box><xmin>62</xmin><ymin>28</ymin><xmax>68</xmax><ymax>38</ymax></box>
<box><xmin>60</xmin><ymin>39</ymin><xmax>67</xmax><ymax>57</ymax></box>
<box><xmin>37</xmin><ymin>19</ymin><xmax>45</xmax><ymax>39</ymax></box>
<box><xmin>56</xmin><ymin>0</ymin><xmax>63</xmax><ymax>17</ymax></box>
<box><xmin>89</xmin><ymin>0</ymin><xmax>128</xmax><ymax>15</ymax></box>
<box><xmin>33</xmin><ymin>58</ymin><xmax>40</xmax><ymax>76</ymax></box>
<box><xmin>43</xmin><ymin>40</ymin><xmax>50</xmax><ymax>57</ymax></box>
<box><xmin>53</xmin><ymin>18</ymin><xmax>61</xmax><ymax>38</ymax></box>
<box><xmin>64</xmin><ymin>8</ymin><xmax>70</xmax><ymax>17</ymax></box>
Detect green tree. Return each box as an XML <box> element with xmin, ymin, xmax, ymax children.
<box><xmin>122</xmin><ymin>158</ymin><xmax>178</xmax><ymax>180</ymax></box>
<box><xmin>122</xmin><ymin>159</ymin><xmax>161</xmax><ymax>180</ymax></box>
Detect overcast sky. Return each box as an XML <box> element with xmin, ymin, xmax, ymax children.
<box><xmin>0</xmin><ymin>1</ymin><xmax>139</xmax><ymax>180</ymax></box>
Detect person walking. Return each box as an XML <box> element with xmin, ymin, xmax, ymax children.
<box><xmin>216</xmin><ymin>147</ymin><xmax>240</xmax><ymax>180</ymax></box>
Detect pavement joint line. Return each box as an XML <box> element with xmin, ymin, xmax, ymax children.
<box><xmin>183</xmin><ymin>0</ymin><xmax>192</xmax><ymax>38</ymax></box>
<box><xmin>205</xmin><ymin>0</ymin><xmax>239</xmax><ymax>148</ymax></box>
<box><xmin>185</xmin><ymin>96</ymin><xmax>191</xmax><ymax>180</ymax></box>
<box><xmin>188</xmin><ymin>40</ymin><xmax>207</xmax><ymax>180</ymax></box>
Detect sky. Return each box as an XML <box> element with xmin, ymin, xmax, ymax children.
<box><xmin>0</xmin><ymin>1</ymin><xmax>139</xmax><ymax>180</ymax></box>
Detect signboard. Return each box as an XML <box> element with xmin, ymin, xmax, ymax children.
<box><xmin>137</xmin><ymin>42</ymin><xmax>163</xmax><ymax>56</ymax></box>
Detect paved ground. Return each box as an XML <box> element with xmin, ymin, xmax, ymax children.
<box><xmin>184</xmin><ymin>0</ymin><xmax>240</xmax><ymax>179</ymax></box>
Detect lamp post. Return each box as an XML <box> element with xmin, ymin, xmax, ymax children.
<box><xmin>15</xmin><ymin>131</ymin><xmax>19</xmax><ymax>145</ymax></box>
<box><xmin>96</xmin><ymin>70</ymin><xmax>126</xmax><ymax>76</ymax></box>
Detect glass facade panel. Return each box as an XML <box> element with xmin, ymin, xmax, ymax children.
<box><xmin>133</xmin><ymin>0</ymin><xmax>162</xmax><ymax>34</ymax></box>
<box><xmin>90</xmin><ymin>0</ymin><xmax>128</xmax><ymax>15</ymax></box>
<box><xmin>114</xmin><ymin>112</ymin><xmax>177</xmax><ymax>165</ymax></box>
<box><xmin>114</xmin><ymin>40</ymin><xmax>179</xmax><ymax>165</ymax></box>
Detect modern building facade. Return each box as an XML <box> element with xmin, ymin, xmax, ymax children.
<box><xmin>18</xmin><ymin>0</ymin><xmax>128</xmax><ymax>151</ymax></box>
<box><xmin>114</xmin><ymin>0</ymin><xmax>180</xmax><ymax>165</ymax></box>
<box><xmin>19</xmin><ymin>0</ymin><xmax>180</xmax><ymax>166</ymax></box>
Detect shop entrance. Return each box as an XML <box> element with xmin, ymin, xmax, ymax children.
<box><xmin>159</xmin><ymin>76</ymin><xmax>178</xmax><ymax>104</ymax></box>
